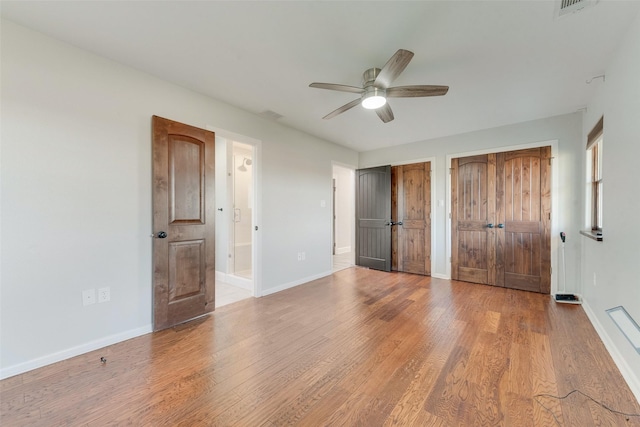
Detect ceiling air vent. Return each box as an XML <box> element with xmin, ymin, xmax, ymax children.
<box><xmin>258</xmin><ymin>110</ymin><xmax>283</xmax><ymax>121</ymax></box>
<box><xmin>555</xmin><ymin>0</ymin><xmax>598</xmax><ymax>18</ymax></box>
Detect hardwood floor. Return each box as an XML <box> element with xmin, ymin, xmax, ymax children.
<box><xmin>2</xmin><ymin>267</ymin><xmax>639</xmax><ymax>426</ymax></box>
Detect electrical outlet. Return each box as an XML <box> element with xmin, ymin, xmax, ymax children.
<box><xmin>98</xmin><ymin>287</ymin><xmax>111</xmax><ymax>303</ymax></box>
<box><xmin>301</xmin><ymin>252</ymin><xmax>306</xmax><ymax>261</ymax></box>
<box><xmin>82</xmin><ymin>289</ymin><xmax>96</xmax><ymax>306</ymax></box>
<box><xmin>297</xmin><ymin>252</ymin><xmax>302</xmax><ymax>261</ymax></box>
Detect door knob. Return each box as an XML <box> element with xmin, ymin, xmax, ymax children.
<box><xmin>497</xmin><ymin>223</ymin><xmax>505</xmax><ymax>229</ymax></box>
<box><xmin>397</xmin><ymin>221</ymin><xmax>403</xmax><ymax>226</ymax></box>
<box><xmin>155</xmin><ymin>231</ymin><xmax>167</xmax><ymax>239</ymax></box>
<box><xmin>486</xmin><ymin>223</ymin><xmax>494</xmax><ymax>228</ymax></box>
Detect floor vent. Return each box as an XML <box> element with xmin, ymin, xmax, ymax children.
<box><xmin>555</xmin><ymin>0</ymin><xmax>598</xmax><ymax>18</ymax></box>
<box><xmin>607</xmin><ymin>306</ymin><xmax>640</xmax><ymax>355</ymax></box>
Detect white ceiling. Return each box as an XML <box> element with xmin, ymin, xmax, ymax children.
<box><xmin>2</xmin><ymin>1</ymin><xmax>639</xmax><ymax>152</ymax></box>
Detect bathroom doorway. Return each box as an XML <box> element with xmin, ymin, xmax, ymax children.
<box><xmin>211</xmin><ymin>127</ymin><xmax>261</xmax><ymax>306</ymax></box>
<box><xmin>332</xmin><ymin>163</ymin><xmax>356</xmax><ymax>272</ymax></box>
<box><xmin>230</xmin><ymin>141</ymin><xmax>254</xmax><ymax>281</ymax></box>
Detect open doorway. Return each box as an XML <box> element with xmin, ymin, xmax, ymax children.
<box><xmin>332</xmin><ymin>164</ymin><xmax>355</xmax><ymax>272</ymax></box>
<box><xmin>212</xmin><ymin>129</ymin><xmax>261</xmax><ymax>307</ymax></box>
<box><xmin>230</xmin><ymin>142</ymin><xmax>253</xmax><ymax>281</ymax></box>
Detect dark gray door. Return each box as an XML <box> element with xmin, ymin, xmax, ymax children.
<box><xmin>356</xmin><ymin>166</ymin><xmax>392</xmax><ymax>271</ymax></box>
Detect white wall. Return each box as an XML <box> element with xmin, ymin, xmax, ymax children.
<box><xmin>0</xmin><ymin>20</ymin><xmax>358</xmax><ymax>377</ymax></box>
<box><xmin>360</xmin><ymin>113</ymin><xmax>584</xmax><ymax>287</ymax></box>
<box><xmin>581</xmin><ymin>12</ymin><xmax>640</xmax><ymax>400</ymax></box>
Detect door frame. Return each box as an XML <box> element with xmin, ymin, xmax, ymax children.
<box><xmin>207</xmin><ymin>126</ymin><xmax>262</xmax><ymax>297</ymax></box>
<box><xmin>445</xmin><ymin>140</ymin><xmax>559</xmax><ymax>293</ymax></box>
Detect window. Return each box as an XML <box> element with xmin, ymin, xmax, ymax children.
<box><xmin>587</xmin><ymin>117</ymin><xmax>603</xmax><ymax>232</ymax></box>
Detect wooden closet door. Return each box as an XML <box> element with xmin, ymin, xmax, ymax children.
<box><xmin>496</xmin><ymin>147</ymin><xmax>551</xmax><ymax>293</ymax></box>
<box><xmin>392</xmin><ymin>162</ymin><xmax>431</xmax><ymax>275</ymax></box>
<box><xmin>451</xmin><ymin>155</ymin><xmax>496</xmax><ymax>285</ymax></box>
<box><xmin>451</xmin><ymin>147</ymin><xmax>551</xmax><ymax>293</ymax></box>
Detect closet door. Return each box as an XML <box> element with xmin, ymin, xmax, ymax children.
<box><xmin>451</xmin><ymin>155</ymin><xmax>496</xmax><ymax>285</ymax></box>
<box><xmin>496</xmin><ymin>147</ymin><xmax>551</xmax><ymax>293</ymax></box>
<box><xmin>392</xmin><ymin>162</ymin><xmax>431</xmax><ymax>275</ymax></box>
<box><xmin>451</xmin><ymin>147</ymin><xmax>551</xmax><ymax>293</ymax></box>
<box><xmin>356</xmin><ymin>166</ymin><xmax>392</xmax><ymax>271</ymax></box>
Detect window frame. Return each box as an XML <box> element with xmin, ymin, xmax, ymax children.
<box><xmin>586</xmin><ymin>117</ymin><xmax>604</xmax><ymax>233</ymax></box>
<box><xmin>589</xmin><ymin>137</ymin><xmax>603</xmax><ymax>231</ymax></box>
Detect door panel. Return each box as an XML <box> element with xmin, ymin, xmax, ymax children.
<box><xmin>451</xmin><ymin>155</ymin><xmax>495</xmax><ymax>284</ymax></box>
<box><xmin>169</xmin><ymin>136</ymin><xmax>205</xmax><ymax>224</ymax></box>
<box><xmin>356</xmin><ymin>166</ymin><xmax>391</xmax><ymax>271</ymax></box>
<box><xmin>392</xmin><ymin>162</ymin><xmax>431</xmax><ymax>275</ymax></box>
<box><xmin>153</xmin><ymin>116</ymin><xmax>215</xmax><ymax>331</ymax></box>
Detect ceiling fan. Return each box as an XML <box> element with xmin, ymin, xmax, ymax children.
<box><xmin>309</xmin><ymin>49</ymin><xmax>449</xmax><ymax>123</ymax></box>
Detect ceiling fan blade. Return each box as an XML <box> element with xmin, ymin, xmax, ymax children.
<box><xmin>375</xmin><ymin>103</ymin><xmax>394</xmax><ymax>123</ymax></box>
<box><xmin>374</xmin><ymin>49</ymin><xmax>414</xmax><ymax>89</ymax></box>
<box><xmin>323</xmin><ymin>98</ymin><xmax>362</xmax><ymax>120</ymax></box>
<box><xmin>386</xmin><ymin>85</ymin><xmax>449</xmax><ymax>98</ymax></box>
<box><xmin>310</xmin><ymin>83</ymin><xmax>364</xmax><ymax>94</ymax></box>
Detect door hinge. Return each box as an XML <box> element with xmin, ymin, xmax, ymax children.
<box><xmin>449</xmin><ymin>168</ymin><xmax>453</xmax><ymax>174</ymax></box>
<box><xmin>449</xmin><ymin>257</ymin><xmax>452</xmax><ymax>262</ymax></box>
<box><xmin>449</xmin><ymin>212</ymin><xmax>452</xmax><ymax>219</ymax></box>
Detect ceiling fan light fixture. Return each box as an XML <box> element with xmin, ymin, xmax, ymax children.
<box><xmin>361</xmin><ymin>87</ymin><xmax>386</xmax><ymax>109</ymax></box>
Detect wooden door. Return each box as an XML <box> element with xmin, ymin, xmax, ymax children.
<box><xmin>451</xmin><ymin>147</ymin><xmax>551</xmax><ymax>293</ymax></box>
<box><xmin>496</xmin><ymin>147</ymin><xmax>551</xmax><ymax>293</ymax></box>
<box><xmin>152</xmin><ymin>116</ymin><xmax>215</xmax><ymax>331</ymax></box>
<box><xmin>356</xmin><ymin>166</ymin><xmax>391</xmax><ymax>271</ymax></box>
<box><xmin>392</xmin><ymin>162</ymin><xmax>431</xmax><ymax>275</ymax></box>
<box><xmin>451</xmin><ymin>155</ymin><xmax>496</xmax><ymax>285</ymax></box>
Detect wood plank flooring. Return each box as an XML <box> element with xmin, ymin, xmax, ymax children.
<box><xmin>2</xmin><ymin>267</ymin><xmax>640</xmax><ymax>426</ymax></box>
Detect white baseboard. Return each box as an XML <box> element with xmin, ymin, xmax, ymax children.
<box><xmin>0</xmin><ymin>324</ymin><xmax>153</xmax><ymax>380</ymax></box>
<box><xmin>335</xmin><ymin>246</ymin><xmax>351</xmax><ymax>255</ymax></box>
<box><xmin>216</xmin><ymin>270</ymin><xmax>253</xmax><ymax>291</ymax></box>
<box><xmin>583</xmin><ymin>301</ymin><xmax>640</xmax><ymax>403</ymax></box>
<box><xmin>215</xmin><ymin>270</ymin><xmax>227</xmax><ymax>283</ymax></box>
<box><xmin>261</xmin><ymin>270</ymin><xmax>333</xmax><ymax>297</ymax></box>
<box><xmin>431</xmin><ymin>273</ymin><xmax>451</xmax><ymax>280</ymax></box>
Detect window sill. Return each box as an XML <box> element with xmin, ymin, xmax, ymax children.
<box><xmin>580</xmin><ymin>229</ymin><xmax>603</xmax><ymax>242</ymax></box>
